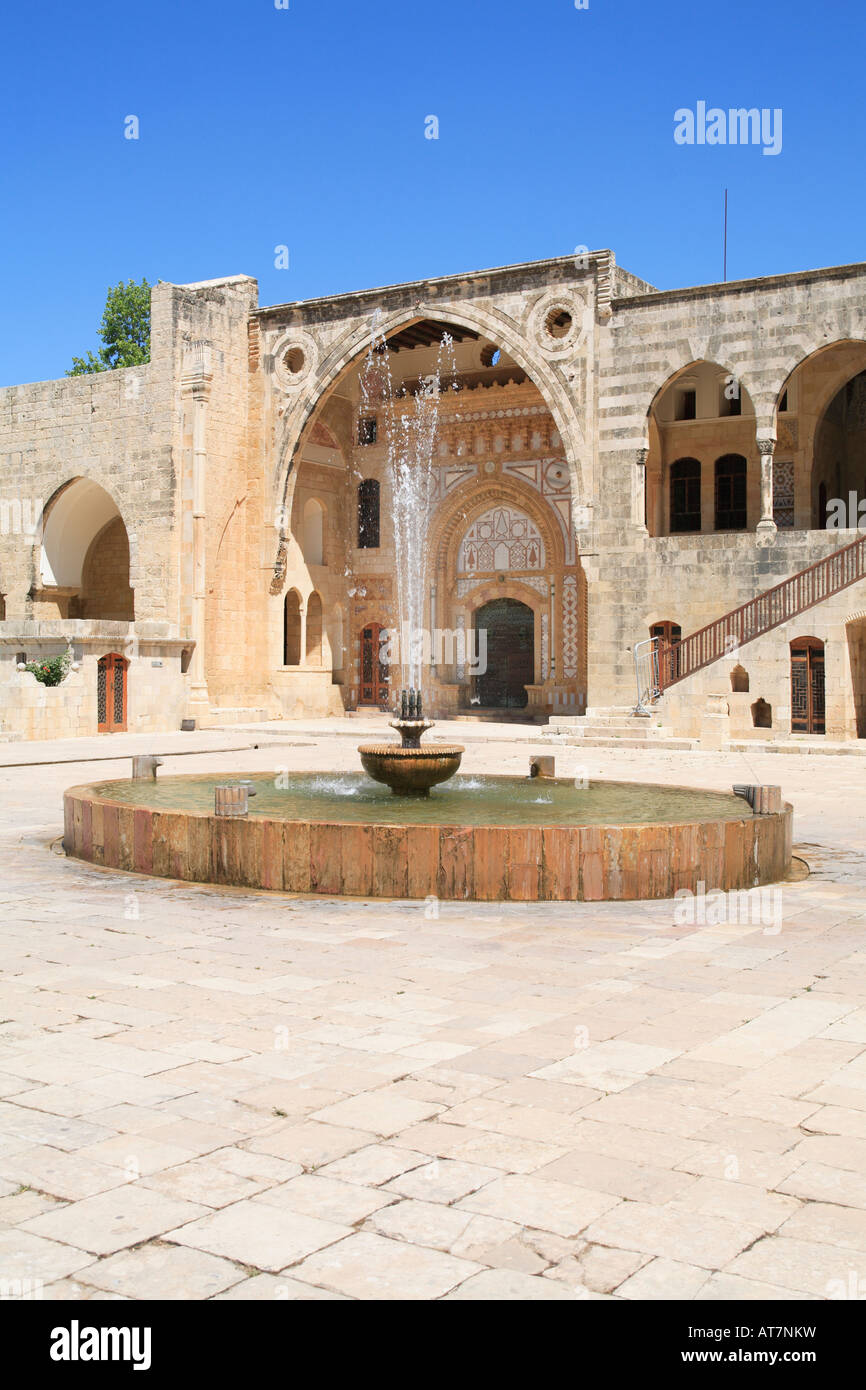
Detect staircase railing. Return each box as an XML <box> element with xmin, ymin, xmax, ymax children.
<box><xmin>650</xmin><ymin>530</ymin><xmax>866</xmax><ymax>697</ymax></box>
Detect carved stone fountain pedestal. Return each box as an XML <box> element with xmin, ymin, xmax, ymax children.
<box><xmin>358</xmin><ymin>689</ymin><xmax>464</xmax><ymax>796</ymax></box>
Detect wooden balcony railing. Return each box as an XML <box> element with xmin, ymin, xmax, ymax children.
<box><xmin>653</xmin><ymin>530</ymin><xmax>866</xmax><ymax>694</ymax></box>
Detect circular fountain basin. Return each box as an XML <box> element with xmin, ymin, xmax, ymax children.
<box><xmin>63</xmin><ymin>772</ymin><xmax>792</xmax><ymax>902</ymax></box>
<box><xmin>358</xmin><ymin>743</ymin><xmax>464</xmax><ymax>795</ymax></box>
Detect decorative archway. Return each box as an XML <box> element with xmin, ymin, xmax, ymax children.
<box><xmin>270</xmin><ymin>301</ymin><xmax>592</xmax><ymax>568</ymax></box>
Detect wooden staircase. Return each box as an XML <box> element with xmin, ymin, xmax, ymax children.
<box><xmin>637</xmin><ymin>531</ymin><xmax>866</xmax><ymax>707</ymax></box>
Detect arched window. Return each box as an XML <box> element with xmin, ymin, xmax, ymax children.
<box><xmin>302</xmin><ymin>498</ymin><xmax>325</xmax><ymax>566</ymax></box>
<box><xmin>358</xmin><ymin>479</ymin><xmax>380</xmax><ymax>549</ymax></box>
<box><xmin>715</xmin><ymin>454</ymin><xmax>748</xmax><ymax>531</ymax></box>
<box><xmin>306</xmin><ymin>592</ymin><xmax>323</xmax><ymax>666</ymax></box>
<box><xmin>669</xmin><ymin>459</ymin><xmax>701</xmax><ymax>533</ymax></box>
<box><xmin>284</xmin><ymin>590</ymin><xmax>301</xmax><ymax>666</ymax></box>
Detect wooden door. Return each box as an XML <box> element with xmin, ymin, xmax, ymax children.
<box><xmin>650</xmin><ymin>621</ymin><xmax>682</xmax><ymax>687</ymax></box>
<box><xmin>97</xmin><ymin>653</ymin><xmax>128</xmax><ymax>732</ymax></box>
<box><xmin>359</xmin><ymin>624</ymin><xmax>389</xmax><ymax>707</ymax></box>
<box><xmin>790</xmin><ymin>639</ymin><xmax>825</xmax><ymax>735</ymax></box>
<box><xmin>474</xmin><ymin>599</ymin><xmax>534</xmax><ymax>709</ymax></box>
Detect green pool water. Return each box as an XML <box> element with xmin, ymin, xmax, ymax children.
<box><xmin>88</xmin><ymin>773</ymin><xmax>750</xmax><ymax>828</ymax></box>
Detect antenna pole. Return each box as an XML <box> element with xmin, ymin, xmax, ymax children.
<box><xmin>723</xmin><ymin>188</ymin><xmax>728</xmax><ymax>283</ymax></box>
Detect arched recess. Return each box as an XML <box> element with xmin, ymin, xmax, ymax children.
<box><xmin>645</xmin><ymin>362</ymin><xmax>756</xmax><ymax>536</ymax></box>
<box><xmin>39</xmin><ymin>478</ymin><xmax>134</xmax><ymax>618</ymax></box>
<box><xmin>270</xmin><ymin>302</ymin><xmax>591</xmax><ymax>562</ymax></box>
<box><xmin>425</xmin><ymin>473</ymin><xmax>585</xmax><ymax>703</ymax></box>
<box><xmin>306</xmin><ymin>591</ymin><xmax>324</xmax><ymax>666</ymax></box>
<box><xmin>302</xmin><ymin>498</ymin><xmax>325</xmax><ymax>566</ymax></box>
<box><xmin>284</xmin><ymin>589</ymin><xmax>302</xmax><ymax>666</ymax></box>
<box><xmin>773</xmin><ymin>340</ymin><xmax>866</xmax><ymax>530</ymax></box>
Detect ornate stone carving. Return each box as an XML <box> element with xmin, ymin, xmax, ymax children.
<box><xmin>457</xmin><ymin>506</ymin><xmax>546</xmax><ymax>573</ymax></box>
<box><xmin>562</xmin><ymin>574</ymin><xmax>579</xmax><ymax>680</ymax></box>
<box><xmin>270</xmin><ymin>540</ymin><xmax>287</xmax><ymax>594</ymax></box>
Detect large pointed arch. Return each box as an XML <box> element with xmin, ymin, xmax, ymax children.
<box><xmin>269</xmin><ymin>302</ymin><xmax>591</xmax><ymax>555</ymax></box>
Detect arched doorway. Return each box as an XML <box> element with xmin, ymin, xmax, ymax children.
<box><xmin>359</xmin><ymin>622</ymin><xmax>389</xmax><ymax>707</ymax></box>
<box><xmin>473</xmin><ymin>598</ymin><xmax>534</xmax><ymax>708</ymax></box>
<box><xmin>97</xmin><ymin>653</ymin><xmax>128</xmax><ymax>733</ymax></box>
<box><xmin>791</xmin><ymin>637</ymin><xmax>825</xmax><ymax>735</ymax></box>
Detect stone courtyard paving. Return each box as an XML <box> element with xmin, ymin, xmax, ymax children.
<box><xmin>1</xmin><ymin>724</ymin><xmax>865</xmax><ymax>1301</ymax></box>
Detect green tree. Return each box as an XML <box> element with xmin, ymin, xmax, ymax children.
<box><xmin>67</xmin><ymin>278</ymin><xmax>152</xmax><ymax>375</ymax></box>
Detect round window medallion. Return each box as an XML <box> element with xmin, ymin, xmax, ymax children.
<box><xmin>530</xmin><ymin>293</ymin><xmax>585</xmax><ymax>359</ymax></box>
<box><xmin>271</xmin><ymin>331</ymin><xmax>318</xmax><ymax>392</ymax></box>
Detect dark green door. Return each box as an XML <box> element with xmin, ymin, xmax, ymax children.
<box><xmin>473</xmin><ymin>599</ymin><xmax>534</xmax><ymax>708</ymax></box>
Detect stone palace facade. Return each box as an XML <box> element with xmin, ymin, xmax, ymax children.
<box><xmin>2</xmin><ymin>251</ymin><xmax>866</xmax><ymax>743</ymax></box>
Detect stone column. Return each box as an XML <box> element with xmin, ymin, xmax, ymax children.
<box><xmin>757</xmin><ymin>437</ymin><xmax>777</xmax><ymax>540</ymax></box>
<box><xmin>635</xmin><ymin>446</ymin><xmax>649</xmax><ymax>532</ymax></box>
<box><xmin>182</xmin><ymin>343</ymin><xmax>213</xmax><ymax>717</ymax></box>
<box><xmin>300</xmin><ymin>599</ymin><xmax>308</xmax><ymax>667</ymax></box>
<box><xmin>549</xmin><ymin>578</ymin><xmax>556</xmax><ymax>683</ymax></box>
<box><xmin>429</xmin><ymin>582</ymin><xmax>437</xmax><ymax>676</ymax></box>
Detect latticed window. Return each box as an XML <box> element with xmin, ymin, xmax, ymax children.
<box><xmin>358</xmin><ymin>417</ymin><xmax>377</xmax><ymax>446</ymax></box>
<box><xmin>358</xmin><ymin>479</ymin><xmax>380</xmax><ymax>548</ymax></box>
<box><xmin>669</xmin><ymin>458</ymin><xmax>701</xmax><ymax>533</ymax></box>
<box><xmin>715</xmin><ymin>454</ymin><xmax>748</xmax><ymax>530</ymax></box>
<box><xmin>773</xmin><ymin>459</ymin><xmax>795</xmax><ymax>529</ymax></box>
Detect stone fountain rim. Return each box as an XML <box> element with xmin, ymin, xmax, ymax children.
<box><xmin>65</xmin><ymin>773</ymin><xmax>777</xmax><ymax>833</ymax></box>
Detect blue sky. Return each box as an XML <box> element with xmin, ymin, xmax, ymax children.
<box><xmin>1</xmin><ymin>0</ymin><xmax>863</xmax><ymax>385</ymax></box>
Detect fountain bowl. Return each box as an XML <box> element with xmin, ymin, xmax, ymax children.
<box><xmin>358</xmin><ymin>742</ymin><xmax>464</xmax><ymax>796</ymax></box>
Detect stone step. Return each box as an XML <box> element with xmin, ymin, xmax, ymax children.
<box><xmin>547</xmin><ymin>734</ymin><xmax>698</xmax><ymax>751</ymax></box>
<box><xmin>546</xmin><ymin>718</ymin><xmax>673</xmax><ymax>740</ymax></box>
<box><xmin>549</xmin><ymin>715</ymin><xmax>650</xmax><ymax>729</ymax></box>
<box><xmin>205</xmin><ymin>708</ymin><xmax>270</xmax><ymax>727</ymax></box>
